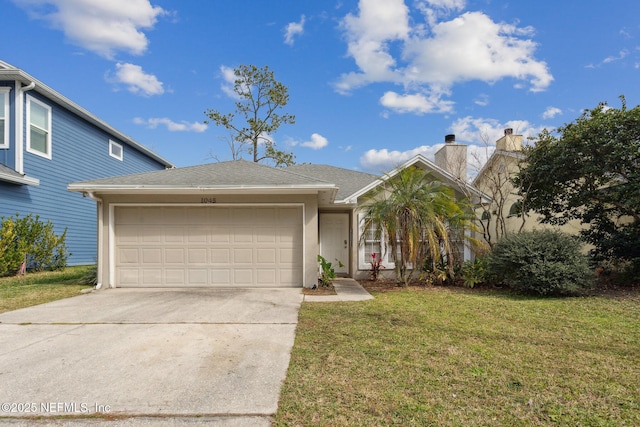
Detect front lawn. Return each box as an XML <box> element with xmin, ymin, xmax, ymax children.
<box><xmin>0</xmin><ymin>266</ymin><xmax>94</xmax><ymax>313</ymax></box>
<box><xmin>276</xmin><ymin>287</ymin><xmax>640</xmax><ymax>426</ymax></box>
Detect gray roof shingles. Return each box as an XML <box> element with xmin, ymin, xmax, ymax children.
<box><xmin>70</xmin><ymin>160</ymin><xmax>336</xmax><ymax>188</ymax></box>
<box><xmin>285</xmin><ymin>164</ymin><xmax>379</xmax><ymax>201</ymax></box>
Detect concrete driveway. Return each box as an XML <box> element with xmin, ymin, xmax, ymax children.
<box><xmin>0</xmin><ymin>288</ymin><xmax>303</xmax><ymax>426</ymax></box>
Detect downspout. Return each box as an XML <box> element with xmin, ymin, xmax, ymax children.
<box><xmin>85</xmin><ymin>191</ymin><xmax>104</xmax><ymax>290</ymax></box>
<box><xmin>15</xmin><ymin>81</ymin><xmax>35</xmax><ymax>174</ymax></box>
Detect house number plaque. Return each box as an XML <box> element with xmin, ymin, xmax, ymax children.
<box><xmin>200</xmin><ymin>197</ymin><xmax>217</xmax><ymax>204</ymax></box>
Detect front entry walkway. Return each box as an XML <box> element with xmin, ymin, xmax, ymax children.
<box><xmin>303</xmin><ymin>278</ymin><xmax>374</xmax><ymax>302</ymax></box>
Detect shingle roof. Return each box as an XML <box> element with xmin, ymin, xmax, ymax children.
<box><xmin>69</xmin><ymin>159</ymin><xmax>335</xmax><ymax>189</ymax></box>
<box><xmin>285</xmin><ymin>164</ymin><xmax>379</xmax><ymax>201</ymax></box>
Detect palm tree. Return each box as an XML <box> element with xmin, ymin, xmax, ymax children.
<box><xmin>360</xmin><ymin>166</ymin><xmax>479</xmax><ymax>286</ymax></box>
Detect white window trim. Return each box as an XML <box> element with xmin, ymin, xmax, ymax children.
<box><xmin>109</xmin><ymin>140</ymin><xmax>123</xmax><ymax>161</ymax></box>
<box><xmin>357</xmin><ymin>213</ymin><xmax>397</xmax><ymax>271</ymax></box>
<box><xmin>25</xmin><ymin>95</ymin><xmax>52</xmax><ymax>160</ymax></box>
<box><xmin>0</xmin><ymin>87</ymin><xmax>10</xmax><ymax>149</ymax></box>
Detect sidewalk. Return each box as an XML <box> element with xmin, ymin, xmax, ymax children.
<box><xmin>303</xmin><ymin>278</ymin><xmax>374</xmax><ymax>302</ymax></box>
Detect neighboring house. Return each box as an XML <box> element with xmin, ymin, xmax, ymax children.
<box><xmin>473</xmin><ymin>128</ymin><xmax>584</xmax><ymax>246</ymax></box>
<box><xmin>0</xmin><ymin>60</ymin><xmax>174</xmax><ymax>266</ymax></box>
<box><xmin>68</xmin><ymin>138</ymin><xmax>485</xmax><ymax>289</ymax></box>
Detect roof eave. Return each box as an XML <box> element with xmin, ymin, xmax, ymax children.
<box><xmin>67</xmin><ymin>184</ymin><xmax>338</xmax><ymax>196</ymax></box>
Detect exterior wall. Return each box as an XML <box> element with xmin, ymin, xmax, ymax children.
<box><xmin>474</xmin><ymin>143</ymin><xmax>589</xmax><ymax>248</ymax></box>
<box><xmin>0</xmin><ymin>87</ymin><xmax>168</xmax><ymax>266</ymax></box>
<box><xmin>94</xmin><ymin>193</ymin><xmax>319</xmax><ymax>288</ymax></box>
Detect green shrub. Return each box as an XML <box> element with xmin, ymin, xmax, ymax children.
<box><xmin>460</xmin><ymin>256</ymin><xmax>489</xmax><ymax>288</ymax></box>
<box><xmin>488</xmin><ymin>230</ymin><xmax>593</xmax><ymax>296</ymax></box>
<box><xmin>0</xmin><ymin>213</ymin><xmax>69</xmax><ymax>276</ymax></box>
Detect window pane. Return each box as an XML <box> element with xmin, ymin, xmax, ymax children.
<box><xmin>111</xmin><ymin>143</ymin><xmax>122</xmax><ymax>158</ymax></box>
<box><xmin>30</xmin><ymin>126</ymin><xmax>48</xmax><ymax>154</ymax></box>
<box><xmin>30</xmin><ymin>101</ymin><xmax>48</xmax><ymax>129</ymax></box>
<box><xmin>0</xmin><ymin>93</ymin><xmax>4</xmax><ymax>117</ymax></box>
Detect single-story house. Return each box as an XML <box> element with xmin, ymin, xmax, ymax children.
<box><xmin>68</xmin><ymin>138</ymin><xmax>485</xmax><ymax>288</ymax></box>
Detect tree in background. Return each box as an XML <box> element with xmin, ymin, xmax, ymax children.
<box><xmin>204</xmin><ymin>64</ymin><xmax>296</xmax><ymax>167</ymax></box>
<box><xmin>360</xmin><ymin>167</ymin><xmax>481</xmax><ymax>286</ymax></box>
<box><xmin>515</xmin><ymin>96</ymin><xmax>640</xmax><ymax>267</ymax></box>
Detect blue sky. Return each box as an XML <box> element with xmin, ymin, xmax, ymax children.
<box><xmin>2</xmin><ymin>0</ymin><xmax>640</xmax><ymax>176</ymax></box>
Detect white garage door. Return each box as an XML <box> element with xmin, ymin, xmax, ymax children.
<box><xmin>114</xmin><ymin>205</ymin><xmax>303</xmax><ymax>288</ymax></box>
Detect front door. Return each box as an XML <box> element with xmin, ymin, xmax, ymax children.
<box><xmin>319</xmin><ymin>213</ymin><xmax>349</xmax><ymax>275</ymax></box>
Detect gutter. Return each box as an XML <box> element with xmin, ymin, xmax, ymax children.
<box><xmin>84</xmin><ymin>191</ymin><xmax>103</xmax><ymax>290</ymax></box>
<box><xmin>15</xmin><ymin>81</ymin><xmax>35</xmax><ymax>174</ymax></box>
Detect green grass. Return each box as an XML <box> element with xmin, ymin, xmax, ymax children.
<box><xmin>0</xmin><ymin>266</ymin><xmax>94</xmax><ymax>313</ymax></box>
<box><xmin>275</xmin><ymin>287</ymin><xmax>640</xmax><ymax>426</ymax></box>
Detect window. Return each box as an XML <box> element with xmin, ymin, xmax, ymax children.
<box><xmin>109</xmin><ymin>140</ymin><xmax>123</xmax><ymax>161</ymax></box>
<box><xmin>358</xmin><ymin>214</ymin><xmax>397</xmax><ymax>270</ymax></box>
<box><xmin>0</xmin><ymin>88</ymin><xmax>9</xmax><ymax>148</ymax></box>
<box><xmin>26</xmin><ymin>95</ymin><xmax>51</xmax><ymax>159</ymax></box>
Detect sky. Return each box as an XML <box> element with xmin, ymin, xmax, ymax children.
<box><xmin>2</xmin><ymin>0</ymin><xmax>640</xmax><ymax>177</ymax></box>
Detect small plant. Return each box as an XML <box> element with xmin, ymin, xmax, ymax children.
<box><xmin>461</xmin><ymin>256</ymin><xmax>489</xmax><ymax>288</ymax></box>
<box><xmin>488</xmin><ymin>230</ymin><xmax>594</xmax><ymax>296</ymax></box>
<box><xmin>317</xmin><ymin>255</ymin><xmax>336</xmax><ymax>287</ymax></box>
<box><xmin>369</xmin><ymin>252</ymin><xmax>385</xmax><ymax>281</ymax></box>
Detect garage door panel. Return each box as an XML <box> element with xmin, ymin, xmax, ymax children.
<box><xmin>210</xmin><ymin>269</ymin><xmax>231</xmax><ymax>284</ymax></box>
<box><xmin>118</xmin><ymin>248</ymin><xmax>139</xmax><ymax>264</ymax></box>
<box><xmin>232</xmin><ymin>226</ymin><xmax>253</xmax><ymax>243</ymax></box>
<box><xmin>233</xmin><ymin>248</ymin><xmax>253</xmax><ymax>263</ymax></box>
<box><xmin>210</xmin><ymin>227</ymin><xmax>230</xmax><ymax>243</ymax></box>
<box><xmin>257</xmin><ymin>248</ymin><xmax>276</xmax><ymax>264</ymax></box>
<box><xmin>188</xmin><ymin>248</ymin><xmax>208</xmax><ymax>264</ymax></box>
<box><xmin>142</xmin><ymin>269</ymin><xmax>162</xmax><ymax>284</ymax></box>
<box><xmin>188</xmin><ymin>269</ymin><xmax>209</xmax><ymax>285</ymax></box>
<box><xmin>234</xmin><ymin>269</ymin><xmax>253</xmax><ymax>285</ymax></box>
<box><xmin>256</xmin><ymin>227</ymin><xmax>276</xmax><ymax>243</ymax></box>
<box><xmin>164</xmin><ymin>248</ymin><xmax>185</xmax><ymax>264</ymax></box>
<box><xmin>187</xmin><ymin>227</ymin><xmax>208</xmax><ymax>243</ymax></box>
<box><xmin>141</xmin><ymin>248</ymin><xmax>162</xmax><ymax>264</ymax></box>
<box><xmin>115</xmin><ymin>206</ymin><xmax>302</xmax><ymax>287</ymax></box>
<box><xmin>165</xmin><ymin>269</ymin><xmax>186</xmax><ymax>284</ymax></box>
<box><xmin>210</xmin><ymin>248</ymin><xmax>230</xmax><ymax>263</ymax></box>
<box><xmin>118</xmin><ymin>268</ymin><xmax>139</xmax><ymax>285</ymax></box>
<box><xmin>165</xmin><ymin>226</ymin><xmax>186</xmax><ymax>243</ymax></box>
<box><xmin>257</xmin><ymin>269</ymin><xmax>276</xmax><ymax>284</ymax></box>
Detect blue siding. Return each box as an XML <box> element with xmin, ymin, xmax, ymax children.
<box><xmin>0</xmin><ymin>89</ymin><xmax>168</xmax><ymax>266</ymax></box>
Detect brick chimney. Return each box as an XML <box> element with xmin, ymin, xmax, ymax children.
<box><xmin>435</xmin><ymin>134</ymin><xmax>467</xmax><ymax>182</ymax></box>
<box><xmin>496</xmin><ymin>128</ymin><xmax>523</xmax><ymax>151</ymax></box>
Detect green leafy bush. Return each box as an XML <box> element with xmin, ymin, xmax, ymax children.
<box><xmin>0</xmin><ymin>213</ymin><xmax>69</xmax><ymax>276</ymax></box>
<box><xmin>488</xmin><ymin>230</ymin><xmax>593</xmax><ymax>296</ymax></box>
<box><xmin>461</xmin><ymin>256</ymin><xmax>489</xmax><ymax>288</ymax></box>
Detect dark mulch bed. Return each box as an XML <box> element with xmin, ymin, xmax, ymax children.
<box><xmin>302</xmin><ymin>282</ymin><xmax>336</xmax><ymax>295</ymax></box>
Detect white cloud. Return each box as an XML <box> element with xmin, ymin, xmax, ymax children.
<box><xmin>111</xmin><ymin>62</ymin><xmax>164</xmax><ymax>96</ymax></box>
<box><xmin>219</xmin><ymin>65</ymin><xmax>240</xmax><ymax>98</ymax></box>
<box><xmin>301</xmin><ymin>133</ymin><xmax>329</xmax><ymax>149</ymax></box>
<box><xmin>450</xmin><ymin>116</ymin><xmax>544</xmax><ymax>146</ymax></box>
<box><xmin>336</xmin><ymin>1</ymin><xmax>553</xmax><ymax>112</ymax></box>
<box><xmin>380</xmin><ymin>91</ymin><xmax>454</xmax><ymax>114</ymax></box>
<box><xmin>133</xmin><ymin>117</ymin><xmax>207</xmax><ymax>132</ymax></box>
<box><xmin>542</xmin><ymin>106</ymin><xmax>562</xmax><ymax>119</ymax></box>
<box><xmin>13</xmin><ymin>0</ymin><xmax>167</xmax><ymax>59</ymax></box>
<box><xmin>289</xmin><ymin>133</ymin><xmax>329</xmax><ymax>150</ymax></box>
<box><xmin>284</xmin><ymin>15</ymin><xmax>305</xmax><ymax>46</ymax></box>
<box><xmin>474</xmin><ymin>94</ymin><xmax>489</xmax><ymax>106</ymax></box>
<box><xmin>360</xmin><ymin>145</ymin><xmax>442</xmax><ymax>173</ymax></box>
<box><xmin>603</xmin><ymin>49</ymin><xmax>629</xmax><ymax>64</ymax></box>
